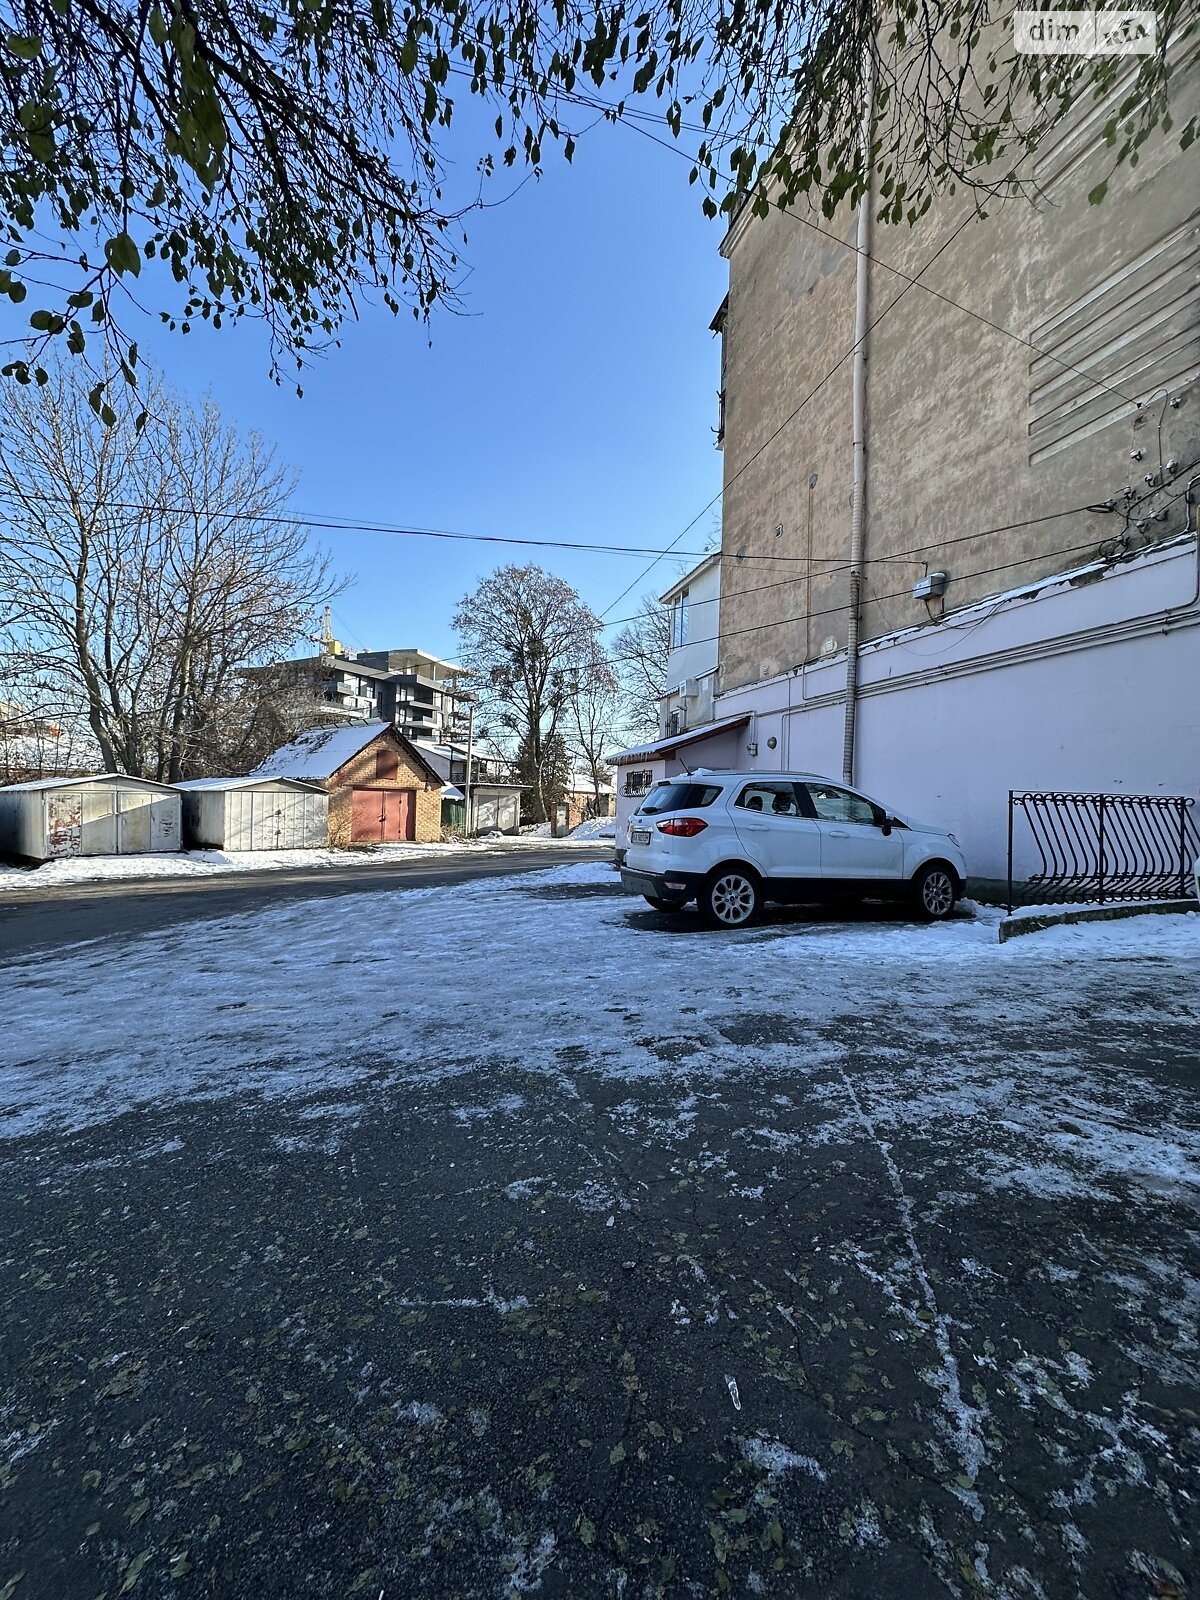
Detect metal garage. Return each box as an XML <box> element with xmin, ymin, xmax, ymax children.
<box><xmin>0</xmin><ymin>774</ymin><xmax>181</xmax><ymax>862</ymax></box>
<box><xmin>176</xmin><ymin>777</ymin><xmax>328</xmax><ymax>852</ymax></box>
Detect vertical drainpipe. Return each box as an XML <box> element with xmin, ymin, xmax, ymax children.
<box><xmin>841</xmin><ymin>52</ymin><xmax>875</xmax><ymax>786</ymax></box>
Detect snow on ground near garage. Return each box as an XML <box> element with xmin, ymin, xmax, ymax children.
<box><xmin>2</xmin><ymin>859</ymin><xmax>1198</xmax><ymax>1597</ymax></box>
<box><xmin>2</xmin><ymin>860</ymin><xmax>1196</xmax><ymax>1172</ymax></box>
<box><xmin>0</xmin><ymin>834</ymin><xmax>601</xmax><ymax>891</ymax></box>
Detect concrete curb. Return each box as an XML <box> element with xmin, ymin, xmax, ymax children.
<box><xmin>998</xmin><ymin>899</ymin><xmax>1199</xmax><ymax>942</ymax></box>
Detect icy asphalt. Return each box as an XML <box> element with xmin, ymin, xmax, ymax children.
<box><xmin>0</xmin><ymin>861</ymin><xmax>1197</xmax><ymax>1599</ymax></box>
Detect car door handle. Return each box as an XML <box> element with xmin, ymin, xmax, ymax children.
<box><xmin>827</xmin><ymin>829</ymin><xmax>850</xmax><ymax>837</ymax></box>
<box><xmin>741</xmin><ymin>823</ymin><xmax>769</xmax><ymax>832</ymax></box>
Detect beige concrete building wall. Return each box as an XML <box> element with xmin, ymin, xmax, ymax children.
<box><xmin>716</xmin><ymin>55</ymin><xmax>1200</xmax><ymax>692</ymax></box>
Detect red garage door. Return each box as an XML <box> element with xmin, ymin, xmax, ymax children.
<box><xmin>351</xmin><ymin>787</ymin><xmax>415</xmax><ymax>843</ymax></box>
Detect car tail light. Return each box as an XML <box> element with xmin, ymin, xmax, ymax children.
<box><xmin>657</xmin><ymin>817</ymin><xmax>708</xmax><ymax>837</ymax></box>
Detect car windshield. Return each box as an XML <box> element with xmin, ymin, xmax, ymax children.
<box><xmin>639</xmin><ymin>781</ymin><xmax>723</xmax><ymax>815</ymax></box>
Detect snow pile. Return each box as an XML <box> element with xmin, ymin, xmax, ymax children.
<box><xmin>570</xmin><ymin>817</ymin><xmax>617</xmax><ymax>841</ymax></box>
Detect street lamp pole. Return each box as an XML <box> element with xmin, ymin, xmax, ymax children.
<box><xmin>464</xmin><ymin>699</ymin><xmax>474</xmax><ymax>834</ymax></box>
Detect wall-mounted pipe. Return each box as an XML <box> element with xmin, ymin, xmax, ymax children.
<box><xmin>841</xmin><ymin>53</ymin><xmax>875</xmax><ymax>785</ymax></box>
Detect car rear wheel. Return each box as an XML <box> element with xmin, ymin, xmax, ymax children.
<box><xmin>643</xmin><ymin>894</ymin><xmax>684</xmax><ymax>912</ymax></box>
<box><xmin>700</xmin><ymin>867</ymin><xmax>762</xmax><ymax>929</ymax></box>
<box><xmin>912</xmin><ymin>862</ymin><xmax>957</xmax><ymax>921</ymax></box>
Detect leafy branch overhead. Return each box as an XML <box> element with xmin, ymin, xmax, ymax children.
<box><xmin>1</xmin><ymin>0</ymin><xmax>1195</xmax><ymax>391</ymax></box>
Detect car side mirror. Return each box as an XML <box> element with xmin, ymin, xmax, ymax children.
<box><xmin>880</xmin><ymin>818</ymin><xmax>892</xmax><ymax>836</ymax></box>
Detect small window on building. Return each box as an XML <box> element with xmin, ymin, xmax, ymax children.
<box><xmin>670</xmin><ymin>589</ymin><xmax>690</xmax><ymax>651</ymax></box>
<box><xmin>624</xmin><ymin>769</ymin><xmax>655</xmax><ymax>797</ymax></box>
<box><xmin>375</xmin><ymin>746</ymin><xmax>400</xmax><ymax>781</ymax></box>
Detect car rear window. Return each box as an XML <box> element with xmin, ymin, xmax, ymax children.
<box><xmin>639</xmin><ymin>782</ymin><xmax>724</xmax><ymax>815</ymax></box>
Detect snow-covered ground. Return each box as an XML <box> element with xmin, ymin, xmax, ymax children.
<box><xmin>0</xmin><ymin>833</ymin><xmax>604</xmax><ymax>892</ymax></box>
<box><xmin>2</xmin><ymin>861</ymin><xmax>1195</xmax><ymax>1147</ymax></box>
<box><xmin>2</xmin><ymin>861</ymin><xmax>1197</xmax><ymax>1597</ymax></box>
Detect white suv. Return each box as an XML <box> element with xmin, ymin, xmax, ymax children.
<box><xmin>620</xmin><ymin>770</ymin><xmax>966</xmax><ymax>927</ymax></box>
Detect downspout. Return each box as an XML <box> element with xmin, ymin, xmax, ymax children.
<box><xmin>841</xmin><ymin>51</ymin><xmax>875</xmax><ymax>785</ymax></box>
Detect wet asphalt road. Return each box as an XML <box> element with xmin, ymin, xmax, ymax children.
<box><xmin>1</xmin><ymin>869</ymin><xmax>1197</xmax><ymax>1600</ymax></box>
<box><xmin>0</xmin><ymin>847</ymin><xmax>609</xmax><ymax>959</ymax></box>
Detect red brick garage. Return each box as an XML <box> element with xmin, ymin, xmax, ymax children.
<box><xmin>350</xmin><ymin>784</ymin><xmax>415</xmax><ymax>843</ymax></box>
<box><xmin>253</xmin><ymin>723</ymin><xmax>443</xmax><ymax>845</ymax></box>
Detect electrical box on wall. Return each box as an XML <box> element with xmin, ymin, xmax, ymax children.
<box><xmin>912</xmin><ymin>571</ymin><xmax>948</xmax><ymax>601</ymax></box>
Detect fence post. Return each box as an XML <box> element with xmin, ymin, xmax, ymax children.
<box><xmin>1006</xmin><ymin>790</ymin><xmax>1014</xmax><ymax>915</ymax></box>
<box><xmin>1181</xmin><ymin>798</ymin><xmax>1189</xmax><ymax>900</ymax></box>
<box><xmin>1097</xmin><ymin>794</ymin><xmax>1106</xmax><ymax>905</ymax></box>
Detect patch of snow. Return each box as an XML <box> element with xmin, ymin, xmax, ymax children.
<box><xmin>569</xmin><ymin>816</ymin><xmax>617</xmax><ymax>841</ymax></box>
<box><xmin>400</xmin><ymin>1400</ymin><xmax>443</xmax><ymax>1427</ymax></box>
<box><xmin>738</xmin><ymin>1434</ymin><xmax>827</xmax><ymax>1481</ymax></box>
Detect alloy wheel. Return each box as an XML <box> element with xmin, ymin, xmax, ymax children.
<box><xmin>922</xmin><ymin>869</ymin><xmax>955</xmax><ymax>918</ymax></box>
<box><xmin>711</xmin><ymin>873</ymin><xmax>756</xmax><ymax>926</ymax></box>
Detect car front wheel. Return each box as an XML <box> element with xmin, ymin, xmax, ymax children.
<box><xmin>912</xmin><ymin>862</ymin><xmax>957</xmax><ymax>921</ymax></box>
<box><xmin>700</xmin><ymin>868</ymin><xmax>762</xmax><ymax>929</ymax></box>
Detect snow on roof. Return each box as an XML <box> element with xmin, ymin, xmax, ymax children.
<box><xmin>0</xmin><ymin>772</ymin><xmax>177</xmax><ymax>794</ymax></box>
<box><xmin>251</xmin><ymin>722</ymin><xmax>392</xmax><ymax>780</ymax></box>
<box><xmin>175</xmin><ymin>776</ymin><xmax>325</xmax><ymax>792</ymax></box>
<box><xmin>606</xmin><ymin>714</ymin><xmax>751</xmax><ymax>767</ymax></box>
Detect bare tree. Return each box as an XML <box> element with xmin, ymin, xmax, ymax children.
<box><xmin>566</xmin><ymin>646</ymin><xmax>620</xmax><ymax>820</ymax></box>
<box><xmin>453</xmin><ymin>564</ymin><xmax>603</xmax><ymax>824</ymax></box>
<box><xmin>613</xmin><ymin>595</ymin><xmax>671</xmax><ymax>741</ymax></box>
<box><xmin>0</xmin><ymin>362</ymin><xmax>341</xmax><ymax>780</ymax></box>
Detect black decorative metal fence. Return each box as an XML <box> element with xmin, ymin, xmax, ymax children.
<box><xmin>1007</xmin><ymin>791</ymin><xmax>1199</xmax><ymax>913</ymax></box>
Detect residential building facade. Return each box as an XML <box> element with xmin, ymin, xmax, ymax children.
<box><xmin>707</xmin><ymin>55</ymin><xmax>1200</xmax><ymax>885</ymax></box>
<box><xmin>271</xmin><ymin>647</ymin><xmax>467</xmax><ymax>745</ymax></box>
<box><xmin>658</xmin><ymin>553</ymin><xmax>721</xmax><ymax>737</ymax></box>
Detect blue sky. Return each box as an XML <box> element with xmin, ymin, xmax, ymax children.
<box><xmin>119</xmin><ymin>114</ymin><xmax>729</xmax><ymax>663</ymax></box>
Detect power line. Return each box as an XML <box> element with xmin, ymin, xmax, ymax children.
<box><xmin>602</xmin><ymin>525</ymin><xmax>1178</xmax><ymax>670</ymax></box>
<box><xmin>0</xmin><ymin>485</ymin><xmax>742</xmax><ymax>564</ymax></box>
<box><xmin>598</xmin><ymin>501</ymin><xmax>1113</xmax><ymax>631</ymax></box>
<box><xmin>0</xmin><ymin>484</ymin><xmax>1117</xmax><ymax>593</ymax></box>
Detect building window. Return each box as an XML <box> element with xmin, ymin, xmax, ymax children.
<box><xmin>670</xmin><ymin>589</ymin><xmax>689</xmax><ymax>650</ymax></box>
<box><xmin>624</xmin><ymin>769</ymin><xmax>655</xmax><ymax>797</ymax></box>
<box><xmin>376</xmin><ymin>747</ymin><xmax>400</xmax><ymax>780</ymax></box>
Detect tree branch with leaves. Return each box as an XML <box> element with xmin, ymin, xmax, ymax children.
<box><xmin>1</xmin><ymin>0</ymin><xmax>1192</xmax><ymax>405</ymax></box>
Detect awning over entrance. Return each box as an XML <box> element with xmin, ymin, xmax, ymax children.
<box><xmin>605</xmin><ymin>714</ymin><xmax>750</xmax><ymax>767</ymax></box>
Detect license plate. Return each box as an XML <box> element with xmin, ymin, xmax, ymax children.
<box><xmin>631</xmin><ymin>829</ymin><xmax>651</xmax><ymax>845</ymax></box>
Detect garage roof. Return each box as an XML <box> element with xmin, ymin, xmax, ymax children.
<box><xmin>252</xmin><ymin>722</ymin><xmax>442</xmax><ymax>785</ymax></box>
<box><xmin>175</xmin><ymin>776</ymin><xmax>325</xmax><ymax>792</ymax></box>
<box><xmin>0</xmin><ymin>773</ymin><xmax>176</xmax><ymax>794</ymax></box>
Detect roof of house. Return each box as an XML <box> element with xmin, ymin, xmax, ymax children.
<box><xmin>0</xmin><ymin>772</ymin><xmax>177</xmax><ymax>794</ymax></box>
<box><xmin>605</xmin><ymin>713</ymin><xmax>751</xmax><ymax>767</ymax></box>
<box><xmin>251</xmin><ymin>722</ymin><xmax>442</xmax><ymax>785</ymax></box>
<box><xmin>175</xmin><ymin>776</ymin><xmax>326</xmax><ymax>793</ymax></box>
